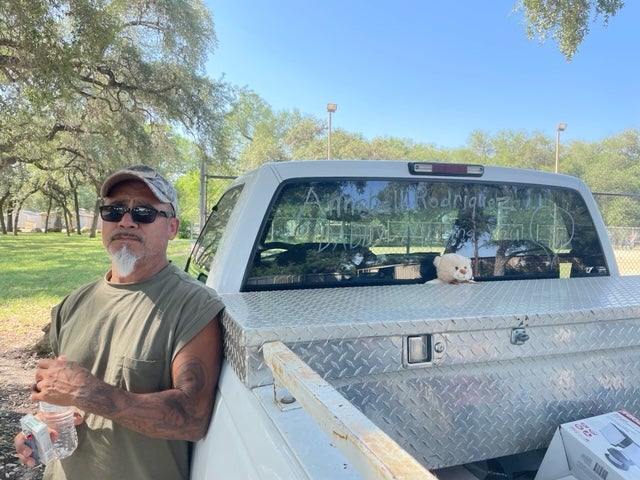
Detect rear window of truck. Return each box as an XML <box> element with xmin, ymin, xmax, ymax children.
<box><xmin>244</xmin><ymin>179</ymin><xmax>609</xmax><ymax>290</ymax></box>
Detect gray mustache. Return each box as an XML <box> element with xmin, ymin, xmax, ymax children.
<box><xmin>110</xmin><ymin>232</ymin><xmax>143</xmax><ymax>242</ymax></box>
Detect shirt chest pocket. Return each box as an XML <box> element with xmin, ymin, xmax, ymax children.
<box><xmin>115</xmin><ymin>357</ymin><xmax>165</xmax><ymax>394</ymax></box>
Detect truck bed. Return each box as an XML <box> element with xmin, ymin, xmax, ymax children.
<box><xmin>220</xmin><ymin>276</ymin><xmax>640</xmax><ymax>470</ymax></box>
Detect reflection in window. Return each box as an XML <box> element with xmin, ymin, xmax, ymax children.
<box><xmin>186</xmin><ymin>186</ymin><xmax>243</xmax><ymax>283</ymax></box>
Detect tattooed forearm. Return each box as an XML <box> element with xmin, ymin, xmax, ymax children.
<box><xmin>79</xmin><ymin>385</ymin><xmax>212</xmax><ymax>441</ymax></box>
<box><xmin>74</xmin><ymin>357</ymin><xmax>214</xmax><ymax>441</ymax></box>
<box><xmin>77</xmin><ymin>380</ymin><xmax>121</xmax><ymax>416</ymax></box>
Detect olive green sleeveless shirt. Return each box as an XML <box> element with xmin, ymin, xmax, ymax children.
<box><xmin>44</xmin><ymin>263</ymin><xmax>224</xmax><ymax>480</ymax></box>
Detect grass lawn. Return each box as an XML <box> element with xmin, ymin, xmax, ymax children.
<box><xmin>0</xmin><ymin>233</ymin><xmax>193</xmax><ymax>344</ymax></box>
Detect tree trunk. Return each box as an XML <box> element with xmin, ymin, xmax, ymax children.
<box><xmin>0</xmin><ymin>198</ymin><xmax>6</xmax><ymax>235</ymax></box>
<box><xmin>63</xmin><ymin>207</ymin><xmax>72</xmax><ymax>237</ymax></box>
<box><xmin>74</xmin><ymin>189</ymin><xmax>82</xmax><ymax>235</ymax></box>
<box><xmin>12</xmin><ymin>206</ymin><xmax>21</xmax><ymax>236</ymax></box>
<box><xmin>45</xmin><ymin>198</ymin><xmax>53</xmax><ymax>233</ymax></box>
<box><xmin>89</xmin><ymin>198</ymin><xmax>101</xmax><ymax>238</ymax></box>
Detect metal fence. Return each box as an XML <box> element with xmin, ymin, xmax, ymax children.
<box><xmin>593</xmin><ymin>192</ymin><xmax>640</xmax><ymax>275</ymax></box>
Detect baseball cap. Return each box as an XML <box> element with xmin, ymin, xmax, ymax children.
<box><xmin>100</xmin><ymin>165</ymin><xmax>178</xmax><ymax>215</ymax></box>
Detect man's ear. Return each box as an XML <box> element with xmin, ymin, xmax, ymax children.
<box><xmin>168</xmin><ymin>217</ymin><xmax>179</xmax><ymax>240</ymax></box>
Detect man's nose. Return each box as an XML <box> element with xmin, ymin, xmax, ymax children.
<box><xmin>118</xmin><ymin>211</ymin><xmax>139</xmax><ymax>226</ymax></box>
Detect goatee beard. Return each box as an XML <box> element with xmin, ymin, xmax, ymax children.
<box><xmin>111</xmin><ymin>245</ymin><xmax>139</xmax><ymax>278</ymax></box>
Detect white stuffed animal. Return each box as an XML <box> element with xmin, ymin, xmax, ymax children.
<box><xmin>426</xmin><ymin>253</ymin><xmax>475</xmax><ymax>284</ymax></box>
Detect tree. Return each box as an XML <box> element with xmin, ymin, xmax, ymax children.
<box><xmin>490</xmin><ymin>130</ymin><xmax>555</xmax><ymax>170</ymax></box>
<box><xmin>0</xmin><ymin>0</ymin><xmax>233</xmax><ymax>234</ymax></box>
<box><xmin>516</xmin><ymin>0</ymin><xmax>625</xmax><ymax>60</ymax></box>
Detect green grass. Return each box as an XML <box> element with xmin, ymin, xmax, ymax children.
<box><xmin>0</xmin><ymin>233</ymin><xmax>193</xmax><ymax>340</ymax></box>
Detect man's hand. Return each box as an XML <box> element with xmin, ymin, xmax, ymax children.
<box><xmin>14</xmin><ymin>431</ymin><xmax>39</xmax><ymax>468</ymax></box>
<box><xmin>31</xmin><ymin>355</ymin><xmax>93</xmax><ymax>407</ymax></box>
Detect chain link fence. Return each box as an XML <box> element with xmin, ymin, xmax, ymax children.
<box><xmin>593</xmin><ymin>192</ymin><xmax>640</xmax><ymax>275</ymax></box>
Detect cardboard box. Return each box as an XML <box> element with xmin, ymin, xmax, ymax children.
<box><xmin>535</xmin><ymin>410</ymin><xmax>640</xmax><ymax>480</ymax></box>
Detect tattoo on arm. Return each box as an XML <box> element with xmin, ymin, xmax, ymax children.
<box><xmin>174</xmin><ymin>359</ymin><xmax>206</xmax><ymax>396</ymax></box>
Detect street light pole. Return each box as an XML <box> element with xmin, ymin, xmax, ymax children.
<box><xmin>327</xmin><ymin>103</ymin><xmax>337</xmax><ymax>159</ymax></box>
<box><xmin>555</xmin><ymin>122</ymin><xmax>567</xmax><ymax>173</ymax></box>
<box><xmin>552</xmin><ymin>122</ymin><xmax>567</xmax><ymax>249</ymax></box>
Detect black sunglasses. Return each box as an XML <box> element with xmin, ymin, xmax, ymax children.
<box><xmin>99</xmin><ymin>205</ymin><xmax>173</xmax><ymax>224</ymax></box>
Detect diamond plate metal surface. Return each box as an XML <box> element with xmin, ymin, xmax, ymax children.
<box><xmin>221</xmin><ymin>276</ymin><xmax>640</xmax><ymax>468</ymax></box>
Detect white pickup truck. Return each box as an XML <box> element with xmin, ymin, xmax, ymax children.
<box><xmin>185</xmin><ymin>160</ymin><xmax>640</xmax><ymax>479</ymax></box>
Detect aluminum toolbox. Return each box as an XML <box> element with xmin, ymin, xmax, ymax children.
<box><xmin>220</xmin><ymin>275</ymin><xmax>640</xmax><ymax>470</ymax></box>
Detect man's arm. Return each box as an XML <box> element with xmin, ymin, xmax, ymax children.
<box><xmin>32</xmin><ymin>317</ymin><xmax>223</xmax><ymax>442</ymax></box>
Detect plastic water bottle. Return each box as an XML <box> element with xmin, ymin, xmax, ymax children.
<box><xmin>39</xmin><ymin>402</ymin><xmax>78</xmax><ymax>459</ymax></box>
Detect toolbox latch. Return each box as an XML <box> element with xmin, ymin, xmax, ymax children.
<box><xmin>404</xmin><ymin>334</ymin><xmax>446</xmax><ymax>367</ymax></box>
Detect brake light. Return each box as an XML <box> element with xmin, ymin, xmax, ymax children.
<box><xmin>408</xmin><ymin>162</ymin><xmax>484</xmax><ymax>177</ymax></box>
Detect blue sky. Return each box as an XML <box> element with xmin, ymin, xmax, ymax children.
<box><xmin>203</xmin><ymin>1</ymin><xmax>639</xmax><ymax>149</ymax></box>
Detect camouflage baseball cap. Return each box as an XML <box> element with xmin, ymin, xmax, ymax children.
<box><xmin>100</xmin><ymin>165</ymin><xmax>178</xmax><ymax>215</ymax></box>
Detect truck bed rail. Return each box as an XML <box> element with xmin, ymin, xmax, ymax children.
<box><xmin>263</xmin><ymin>341</ymin><xmax>437</xmax><ymax>480</ymax></box>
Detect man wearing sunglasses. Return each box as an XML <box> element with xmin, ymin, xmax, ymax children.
<box><xmin>15</xmin><ymin>165</ymin><xmax>225</xmax><ymax>480</ymax></box>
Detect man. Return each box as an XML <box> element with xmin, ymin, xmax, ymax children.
<box><xmin>14</xmin><ymin>165</ymin><xmax>225</xmax><ymax>479</ymax></box>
